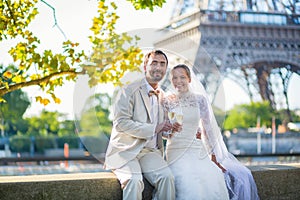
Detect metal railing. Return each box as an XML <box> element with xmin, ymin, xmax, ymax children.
<box><xmin>0</xmin><ymin>155</ymin><xmax>102</xmax><ymax>165</ymax></box>
<box><xmin>166</xmin><ymin>9</ymin><xmax>300</xmax><ymax>29</ymax></box>
<box><xmin>1</xmin><ymin>153</ymin><xmax>299</xmax><ymax>166</ymax></box>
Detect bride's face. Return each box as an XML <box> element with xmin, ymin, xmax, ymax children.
<box><xmin>171</xmin><ymin>68</ymin><xmax>191</xmax><ymax>93</ymax></box>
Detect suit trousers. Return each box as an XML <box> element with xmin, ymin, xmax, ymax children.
<box><xmin>113</xmin><ymin>148</ymin><xmax>175</xmax><ymax>200</ymax></box>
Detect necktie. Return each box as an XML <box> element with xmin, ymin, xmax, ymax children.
<box><xmin>148</xmin><ymin>90</ymin><xmax>160</xmax><ymax>97</ymax></box>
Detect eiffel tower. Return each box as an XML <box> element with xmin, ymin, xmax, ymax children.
<box><xmin>155</xmin><ymin>0</ymin><xmax>300</xmax><ymax>121</ymax></box>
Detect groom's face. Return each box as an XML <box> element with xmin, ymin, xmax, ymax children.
<box><xmin>145</xmin><ymin>54</ymin><xmax>167</xmax><ymax>84</ymax></box>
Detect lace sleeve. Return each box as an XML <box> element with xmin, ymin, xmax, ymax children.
<box><xmin>198</xmin><ymin>95</ymin><xmax>229</xmax><ymax>162</ymax></box>
<box><xmin>162</xmin><ymin>94</ymin><xmax>177</xmax><ymax>112</ymax></box>
<box><xmin>161</xmin><ymin>97</ymin><xmax>169</xmax><ymax>112</ymax></box>
<box><xmin>198</xmin><ymin>95</ymin><xmax>214</xmax><ymax>154</ymax></box>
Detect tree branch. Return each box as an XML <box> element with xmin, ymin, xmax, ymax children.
<box><xmin>40</xmin><ymin>0</ymin><xmax>67</xmax><ymax>40</ymax></box>
<box><xmin>0</xmin><ymin>70</ymin><xmax>85</xmax><ymax>96</ymax></box>
<box><xmin>4</xmin><ymin>0</ymin><xmax>16</xmax><ymax>25</ymax></box>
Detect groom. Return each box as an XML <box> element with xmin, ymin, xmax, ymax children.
<box><xmin>105</xmin><ymin>49</ymin><xmax>179</xmax><ymax>200</ymax></box>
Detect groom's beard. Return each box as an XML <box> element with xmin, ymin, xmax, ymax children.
<box><xmin>151</xmin><ymin>70</ymin><xmax>164</xmax><ymax>82</ymax></box>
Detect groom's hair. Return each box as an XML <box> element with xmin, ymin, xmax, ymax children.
<box><xmin>172</xmin><ymin>64</ymin><xmax>191</xmax><ymax>79</ymax></box>
<box><xmin>143</xmin><ymin>49</ymin><xmax>168</xmax><ymax>67</ymax></box>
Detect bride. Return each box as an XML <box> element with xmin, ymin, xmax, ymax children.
<box><xmin>162</xmin><ymin>64</ymin><xmax>260</xmax><ymax>200</ymax></box>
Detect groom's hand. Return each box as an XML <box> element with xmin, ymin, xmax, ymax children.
<box><xmin>155</xmin><ymin>120</ymin><xmax>172</xmax><ymax>134</ymax></box>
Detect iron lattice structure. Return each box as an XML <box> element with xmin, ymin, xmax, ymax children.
<box><xmin>155</xmin><ymin>0</ymin><xmax>300</xmax><ymax>121</ymax></box>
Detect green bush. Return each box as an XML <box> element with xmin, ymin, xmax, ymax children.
<box><xmin>34</xmin><ymin>136</ymin><xmax>56</xmax><ymax>153</ymax></box>
<box><xmin>9</xmin><ymin>135</ymin><xmax>31</xmax><ymax>153</ymax></box>
<box><xmin>80</xmin><ymin>135</ymin><xmax>109</xmax><ymax>154</ymax></box>
<box><xmin>8</xmin><ymin>135</ymin><xmax>87</xmax><ymax>154</ymax></box>
<box><xmin>56</xmin><ymin>136</ymin><xmax>80</xmax><ymax>149</ymax></box>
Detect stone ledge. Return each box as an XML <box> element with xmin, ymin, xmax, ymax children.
<box><xmin>0</xmin><ymin>163</ymin><xmax>299</xmax><ymax>200</ymax></box>
<box><xmin>249</xmin><ymin>163</ymin><xmax>300</xmax><ymax>200</ymax></box>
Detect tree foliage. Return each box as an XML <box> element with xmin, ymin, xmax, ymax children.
<box><xmin>0</xmin><ymin>65</ymin><xmax>30</xmax><ymax>136</ymax></box>
<box><xmin>79</xmin><ymin>93</ymin><xmax>112</xmax><ymax>137</ymax></box>
<box><xmin>57</xmin><ymin>120</ymin><xmax>77</xmax><ymax>137</ymax></box>
<box><xmin>25</xmin><ymin>110</ymin><xmax>61</xmax><ymax>136</ymax></box>
<box><xmin>212</xmin><ymin>106</ymin><xmax>226</xmax><ymax>129</ymax></box>
<box><xmin>223</xmin><ymin>100</ymin><xmax>300</xmax><ymax>130</ymax></box>
<box><xmin>77</xmin><ymin>93</ymin><xmax>112</xmax><ymax>155</ymax></box>
<box><xmin>1</xmin><ymin>0</ymin><xmax>168</xmax><ymax>104</ymax></box>
<box><xmin>224</xmin><ymin>101</ymin><xmax>274</xmax><ymax>130</ymax></box>
<box><xmin>127</xmin><ymin>0</ymin><xmax>166</xmax><ymax>11</ymax></box>
<box><xmin>0</xmin><ymin>89</ymin><xmax>30</xmax><ymax>136</ymax></box>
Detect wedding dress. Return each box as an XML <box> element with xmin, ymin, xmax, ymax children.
<box><xmin>163</xmin><ymin>90</ymin><xmax>259</xmax><ymax>200</ymax></box>
<box><xmin>163</xmin><ymin>91</ymin><xmax>229</xmax><ymax>200</ymax></box>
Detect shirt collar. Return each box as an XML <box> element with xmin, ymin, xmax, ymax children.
<box><xmin>143</xmin><ymin>78</ymin><xmax>159</xmax><ymax>93</ymax></box>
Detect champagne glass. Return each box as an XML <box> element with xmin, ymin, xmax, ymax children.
<box><xmin>168</xmin><ymin>111</ymin><xmax>176</xmax><ymax>124</ymax></box>
<box><xmin>174</xmin><ymin>106</ymin><xmax>183</xmax><ymax>125</ymax></box>
<box><xmin>171</xmin><ymin>106</ymin><xmax>183</xmax><ymax>135</ymax></box>
<box><xmin>175</xmin><ymin>113</ymin><xmax>183</xmax><ymax>124</ymax></box>
<box><xmin>166</xmin><ymin>110</ymin><xmax>176</xmax><ymax>135</ymax></box>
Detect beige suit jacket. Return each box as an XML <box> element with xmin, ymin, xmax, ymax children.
<box><xmin>105</xmin><ymin>78</ymin><xmax>165</xmax><ymax>169</ymax></box>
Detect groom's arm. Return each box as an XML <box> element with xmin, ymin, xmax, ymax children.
<box><xmin>113</xmin><ymin>87</ymin><xmax>155</xmax><ymax>140</ymax></box>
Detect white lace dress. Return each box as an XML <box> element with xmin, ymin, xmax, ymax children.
<box><xmin>163</xmin><ymin>92</ymin><xmax>229</xmax><ymax>200</ymax></box>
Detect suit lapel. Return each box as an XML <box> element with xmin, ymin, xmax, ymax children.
<box><xmin>139</xmin><ymin>79</ymin><xmax>164</xmax><ymax>149</ymax></box>
<box><xmin>157</xmin><ymin>91</ymin><xmax>164</xmax><ymax>149</ymax></box>
<box><xmin>139</xmin><ymin>80</ymin><xmax>153</xmax><ymax>122</ymax></box>
<box><xmin>158</xmin><ymin>91</ymin><xmax>165</xmax><ymax>123</ymax></box>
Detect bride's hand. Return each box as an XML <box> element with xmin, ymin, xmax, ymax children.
<box><xmin>211</xmin><ymin>154</ymin><xmax>226</xmax><ymax>173</ymax></box>
<box><xmin>171</xmin><ymin>122</ymin><xmax>182</xmax><ymax>133</ymax></box>
<box><xmin>165</xmin><ymin>122</ymin><xmax>182</xmax><ymax>139</ymax></box>
<box><xmin>196</xmin><ymin>127</ymin><xmax>202</xmax><ymax>140</ymax></box>
<box><xmin>215</xmin><ymin>162</ymin><xmax>226</xmax><ymax>173</ymax></box>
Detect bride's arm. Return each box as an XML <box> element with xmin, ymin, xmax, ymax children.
<box><xmin>198</xmin><ymin>96</ymin><xmax>215</xmax><ymax>154</ymax></box>
<box><xmin>200</xmin><ymin>122</ymin><xmax>226</xmax><ymax>172</ymax></box>
<box><xmin>198</xmin><ymin>95</ymin><xmax>226</xmax><ymax>172</ymax></box>
<box><xmin>211</xmin><ymin>154</ymin><xmax>227</xmax><ymax>172</ymax></box>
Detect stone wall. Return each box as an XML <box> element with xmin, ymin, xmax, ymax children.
<box><xmin>0</xmin><ymin>163</ymin><xmax>299</xmax><ymax>200</ymax></box>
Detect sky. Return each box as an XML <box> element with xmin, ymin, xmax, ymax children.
<box><xmin>1</xmin><ymin>0</ymin><xmax>299</xmax><ymax>119</ymax></box>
